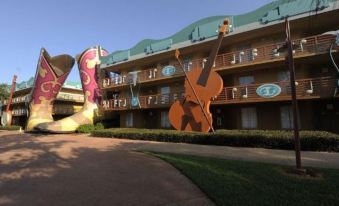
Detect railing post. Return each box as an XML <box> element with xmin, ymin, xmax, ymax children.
<box><xmin>222</xmin><ymin>54</ymin><xmax>226</xmax><ymax>68</ymax></box>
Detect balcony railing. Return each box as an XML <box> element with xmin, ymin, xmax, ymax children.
<box><xmin>101</xmin><ymin>92</ymin><xmax>185</xmax><ymax>110</ymax></box>
<box><xmin>101</xmin><ymin>34</ymin><xmax>337</xmax><ymax>89</ymax></box>
<box><xmin>53</xmin><ymin>105</ymin><xmax>82</xmax><ymax>115</ymax></box>
<box><xmin>3</xmin><ymin>95</ymin><xmax>28</xmax><ymax>105</ymax></box>
<box><xmin>215</xmin><ymin>76</ymin><xmax>337</xmax><ymax>104</ymax></box>
<box><xmin>9</xmin><ymin>106</ymin><xmax>83</xmax><ymax>116</ymax></box>
<box><xmin>2</xmin><ymin>94</ymin><xmax>84</xmax><ymax>106</ymax></box>
<box><xmin>101</xmin><ymin>76</ymin><xmax>338</xmax><ymax>111</ymax></box>
<box><xmin>11</xmin><ymin>109</ymin><xmax>28</xmax><ymax>116</ymax></box>
<box><xmin>56</xmin><ymin>93</ymin><xmax>85</xmax><ymax>102</ymax></box>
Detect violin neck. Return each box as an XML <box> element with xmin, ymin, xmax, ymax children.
<box><xmin>197</xmin><ymin>30</ymin><xmax>225</xmax><ymax>86</ymax></box>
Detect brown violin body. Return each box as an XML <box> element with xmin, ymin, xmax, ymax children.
<box><xmin>169</xmin><ymin>69</ymin><xmax>223</xmax><ymax>132</ymax></box>
<box><xmin>169</xmin><ymin>19</ymin><xmax>229</xmax><ymax>132</ymax></box>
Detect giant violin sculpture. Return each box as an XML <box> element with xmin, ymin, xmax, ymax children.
<box><xmin>169</xmin><ymin>19</ymin><xmax>229</xmax><ymax>132</ymax></box>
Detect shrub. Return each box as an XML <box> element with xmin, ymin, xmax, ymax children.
<box><xmin>95</xmin><ymin>123</ymin><xmax>105</xmax><ymax>130</ymax></box>
<box><xmin>91</xmin><ymin>128</ymin><xmax>339</xmax><ymax>152</ymax></box>
<box><xmin>76</xmin><ymin>123</ymin><xmax>105</xmax><ymax>133</ymax></box>
<box><xmin>0</xmin><ymin>125</ymin><xmax>21</xmax><ymax>130</ymax></box>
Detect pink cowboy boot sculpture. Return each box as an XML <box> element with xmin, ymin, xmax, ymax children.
<box><xmin>36</xmin><ymin>46</ymin><xmax>108</xmax><ymax>133</ymax></box>
<box><xmin>26</xmin><ymin>48</ymin><xmax>74</xmax><ymax>131</ymax></box>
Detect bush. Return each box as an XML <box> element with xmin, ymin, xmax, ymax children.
<box><xmin>91</xmin><ymin>128</ymin><xmax>339</xmax><ymax>152</ymax></box>
<box><xmin>76</xmin><ymin>123</ymin><xmax>104</xmax><ymax>133</ymax></box>
<box><xmin>0</xmin><ymin>125</ymin><xmax>21</xmax><ymax>130</ymax></box>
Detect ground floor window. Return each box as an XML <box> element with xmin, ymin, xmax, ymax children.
<box><xmin>161</xmin><ymin>111</ymin><xmax>171</xmax><ymax>128</ymax></box>
<box><xmin>280</xmin><ymin>105</ymin><xmax>293</xmax><ymax>129</ymax></box>
<box><xmin>241</xmin><ymin>107</ymin><xmax>257</xmax><ymax>129</ymax></box>
<box><xmin>126</xmin><ymin>113</ymin><xmax>133</xmax><ymax>127</ymax></box>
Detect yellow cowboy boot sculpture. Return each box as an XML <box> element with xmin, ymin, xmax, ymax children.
<box><xmin>36</xmin><ymin>46</ymin><xmax>108</xmax><ymax>133</ymax></box>
<box><xmin>26</xmin><ymin>48</ymin><xmax>74</xmax><ymax>132</ymax></box>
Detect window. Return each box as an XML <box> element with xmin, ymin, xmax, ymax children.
<box><xmin>183</xmin><ymin>58</ymin><xmax>192</xmax><ymax>71</ymax></box>
<box><xmin>126</xmin><ymin>113</ymin><xmax>133</xmax><ymax>127</ymax></box>
<box><xmin>241</xmin><ymin>107</ymin><xmax>257</xmax><ymax>129</ymax></box>
<box><xmin>160</xmin><ymin>86</ymin><xmax>170</xmax><ymax>94</ymax></box>
<box><xmin>236</xmin><ymin>44</ymin><xmax>252</xmax><ymax>63</ymax></box>
<box><xmin>110</xmin><ymin>72</ymin><xmax>122</xmax><ymax>85</ymax></box>
<box><xmin>239</xmin><ymin>76</ymin><xmax>254</xmax><ymax>85</ymax></box>
<box><xmin>280</xmin><ymin>106</ymin><xmax>293</xmax><ymax>129</ymax></box>
<box><xmin>161</xmin><ymin>111</ymin><xmax>171</xmax><ymax>128</ymax></box>
<box><xmin>239</xmin><ymin>76</ymin><xmax>254</xmax><ymax>97</ymax></box>
<box><xmin>110</xmin><ymin>72</ymin><xmax>120</xmax><ymax>79</ymax></box>
<box><xmin>160</xmin><ymin>86</ymin><xmax>170</xmax><ymax>104</ymax></box>
<box><xmin>277</xmin><ymin>70</ymin><xmax>290</xmax><ymax>81</ymax></box>
<box><xmin>277</xmin><ymin>71</ymin><xmax>290</xmax><ymax>93</ymax></box>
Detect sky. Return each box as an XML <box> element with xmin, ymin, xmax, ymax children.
<box><xmin>0</xmin><ymin>0</ymin><xmax>272</xmax><ymax>84</ymax></box>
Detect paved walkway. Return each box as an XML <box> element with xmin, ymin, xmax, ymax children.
<box><xmin>1</xmin><ymin>131</ymin><xmax>339</xmax><ymax>206</ymax></box>
<box><xmin>0</xmin><ymin>131</ymin><xmax>214</xmax><ymax>206</ymax></box>
<box><xmin>132</xmin><ymin>139</ymin><xmax>339</xmax><ymax>169</ymax></box>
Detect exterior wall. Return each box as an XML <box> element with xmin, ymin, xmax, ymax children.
<box><xmin>313</xmin><ymin>99</ymin><xmax>339</xmax><ymax>133</ymax></box>
<box><xmin>211</xmin><ymin>100</ymin><xmax>339</xmax><ymax>133</ymax></box>
<box><xmin>99</xmin><ymin>4</ymin><xmax>339</xmax><ymax>133</ymax></box>
<box><xmin>117</xmin><ymin>100</ymin><xmax>339</xmax><ymax>132</ymax></box>
<box><xmin>230</xmin><ymin>64</ymin><xmax>314</xmax><ymax>86</ymax></box>
<box><xmin>120</xmin><ymin>109</ymin><xmax>174</xmax><ymax>129</ymax></box>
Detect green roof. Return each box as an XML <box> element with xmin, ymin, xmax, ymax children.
<box><xmin>62</xmin><ymin>81</ymin><xmax>82</xmax><ymax>90</ymax></box>
<box><xmin>15</xmin><ymin>77</ymin><xmax>34</xmax><ymax>91</ymax></box>
<box><xmin>15</xmin><ymin>77</ymin><xmax>82</xmax><ymax>91</ymax></box>
<box><xmin>101</xmin><ymin>0</ymin><xmax>335</xmax><ymax>66</ymax></box>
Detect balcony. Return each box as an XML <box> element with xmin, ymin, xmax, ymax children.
<box><xmin>8</xmin><ymin>106</ymin><xmax>83</xmax><ymax>116</ymax></box>
<box><xmin>215</xmin><ymin>76</ymin><xmax>337</xmax><ymax>104</ymax></box>
<box><xmin>101</xmin><ymin>34</ymin><xmax>338</xmax><ymax>89</ymax></box>
<box><xmin>3</xmin><ymin>95</ymin><xmax>28</xmax><ymax>105</ymax></box>
<box><xmin>56</xmin><ymin>93</ymin><xmax>84</xmax><ymax>102</ymax></box>
<box><xmin>101</xmin><ymin>76</ymin><xmax>338</xmax><ymax>111</ymax></box>
<box><xmin>2</xmin><ymin>94</ymin><xmax>84</xmax><ymax>106</ymax></box>
<box><xmin>53</xmin><ymin>105</ymin><xmax>83</xmax><ymax>115</ymax></box>
<box><xmin>11</xmin><ymin>109</ymin><xmax>28</xmax><ymax>116</ymax></box>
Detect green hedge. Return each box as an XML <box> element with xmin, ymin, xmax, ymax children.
<box><xmin>0</xmin><ymin>125</ymin><xmax>21</xmax><ymax>131</ymax></box>
<box><xmin>91</xmin><ymin>128</ymin><xmax>339</xmax><ymax>152</ymax></box>
<box><xmin>76</xmin><ymin>123</ymin><xmax>104</xmax><ymax>133</ymax></box>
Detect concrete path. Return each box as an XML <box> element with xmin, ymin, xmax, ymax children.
<box><xmin>133</xmin><ymin>140</ymin><xmax>339</xmax><ymax>169</ymax></box>
<box><xmin>0</xmin><ymin>131</ymin><xmax>214</xmax><ymax>206</ymax></box>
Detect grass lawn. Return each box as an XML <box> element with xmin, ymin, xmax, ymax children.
<box><xmin>151</xmin><ymin>153</ymin><xmax>339</xmax><ymax>206</ymax></box>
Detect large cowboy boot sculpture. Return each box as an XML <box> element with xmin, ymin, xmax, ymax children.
<box><xmin>26</xmin><ymin>48</ymin><xmax>74</xmax><ymax>131</ymax></box>
<box><xmin>36</xmin><ymin>46</ymin><xmax>108</xmax><ymax>133</ymax></box>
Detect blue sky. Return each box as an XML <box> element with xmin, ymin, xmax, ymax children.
<box><xmin>0</xmin><ymin>0</ymin><xmax>272</xmax><ymax>84</ymax></box>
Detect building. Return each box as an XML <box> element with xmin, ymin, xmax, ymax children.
<box><xmin>99</xmin><ymin>0</ymin><xmax>339</xmax><ymax>133</ymax></box>
<box><xmin>1</xmin><ymin>77</ymin><xmax>84</xmax><ymax>128</ymax></box>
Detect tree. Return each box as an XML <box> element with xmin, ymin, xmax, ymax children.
<box><xmin>0</xmin><ymin>83</ymin><xmax>10</xmax><ymax>101</ymax></box>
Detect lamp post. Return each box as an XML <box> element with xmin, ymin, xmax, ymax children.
<box><xmin>284</xmin><ymin>18</ymin><xmax>302</xmax><ymax>171</ymax></box>
<box><xmin>278</xmin><ymin>18</ymin><xmax>303</xmax><ymax>171</ymax></box>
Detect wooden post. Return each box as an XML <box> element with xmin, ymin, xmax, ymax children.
<box><xmin>285</xmin><ymin>18</ymin><xmax>302</xmax><ymax>171</ymax></box>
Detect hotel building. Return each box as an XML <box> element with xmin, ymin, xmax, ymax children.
<box><xmin>99</xmin><ymin>0</ymin><xmax>339</xmax><ymax>133</ymax></box>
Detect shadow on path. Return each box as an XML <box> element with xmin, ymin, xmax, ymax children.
<box><xmin>0</xmin><ymin>131</ymin><xmax>213</xmax><ymax>206</ymax></box>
